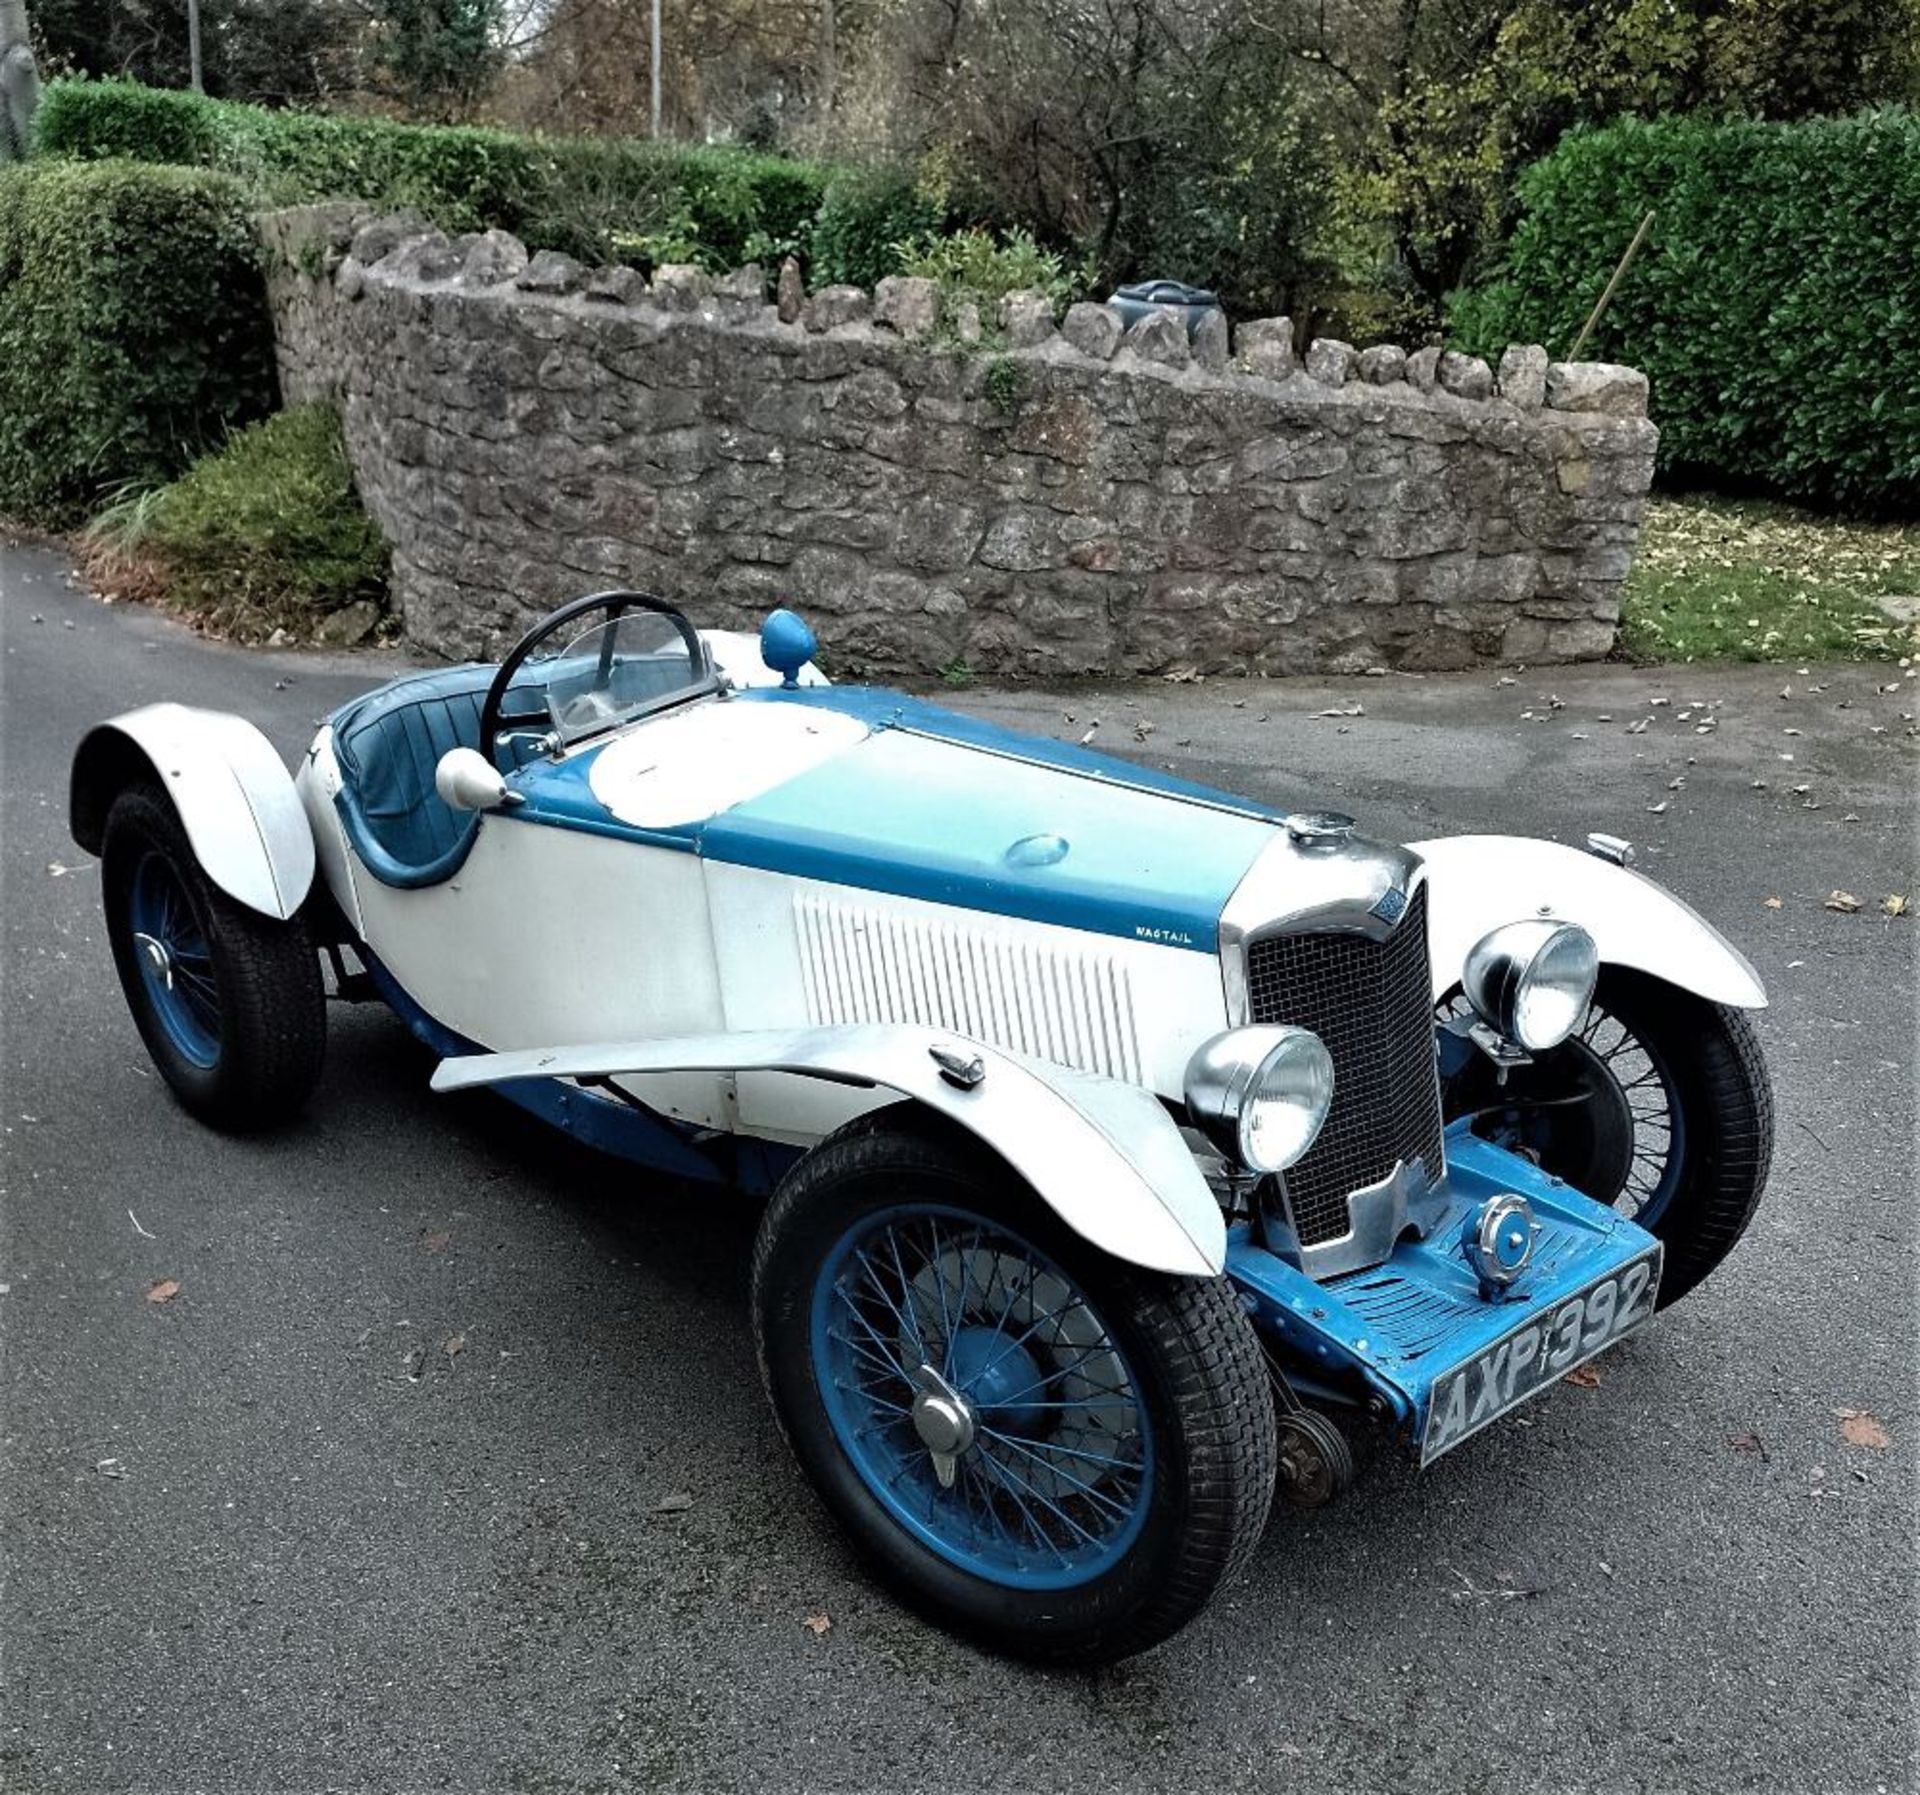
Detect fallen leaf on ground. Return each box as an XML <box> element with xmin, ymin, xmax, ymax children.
<box><xmin>1313</xmin><ymin>701</ymin><xmax>1364</xmax><ymax>718</ymax></box>
<box><xmin>444</xmin><ymin>1333</ymin><xmax>465</xmax><ymax>1361</ymax></box>
<box><xmin>1563</xmin><ymin>1364</ymin><xmax>1603</xmax><ymax>1389</ymax></box>
<box><xmin>652</xmin><ymin>1491</ymin><xmax>695</xmax><ymax>1514</ymax></box>
<box><xmin>1837</xmin><ymin>1409</ymin><xmax>1890</xmax><ymax>1449</ymax></box>
<box><xmin>1763</xmin><ymin>897</ymin><xmax>1783</xmax><ymax>909</ymax></box>
<box><xmin>802</xmin><ymin>1612</ymin><xmax>832</xmax><ymax>1637</ymax></box>
<box><xmin>420</xmin><ymin>1230</ymin><xmax>453</xmax><ymax>1252</ymax></box>
<box><xmin>95</xmin><ymin>1458</ymin><xmax>126</xmax><ymax>1478</ymax></box>
<box><xmin>1728</xmin><ymin>1431</ymin><xmax>1768</xmax><ymax>1459</ymax></box>
<box><xmin>1825</xmin><ymin>891</ymin><xmax>1861</xmax><ymax>913</ymax></box>
<box><xmin>145</xmin><ymin>1278</ymin><xmax>180</xmax><ymax>1304</ymax></box>
<box><xmin>1885</xmin><ymin>894</ymin><xmax>1910</xmax><ymax>917</ymax></box>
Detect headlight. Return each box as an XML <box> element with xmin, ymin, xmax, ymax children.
<box><xmin>1463</xmin><ymin>919</ymin><xmax>1598</xmax><ymax>1051</ymax></box>
<box><xmin>1183</xmin><ymin>1026</ymin><xmax>1334</xmax><ymax>1174</ymax></box>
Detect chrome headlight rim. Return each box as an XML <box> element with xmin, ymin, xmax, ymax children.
<box><xmin>1463</xmin><ymin>918</ymin><xmax>1599</xmax><ymax>1053</ymax></box>
<box><xmin>1182</xmin><ymin>1024</ymin><xmax>1335</xmax><ymax>1175</ymax></box>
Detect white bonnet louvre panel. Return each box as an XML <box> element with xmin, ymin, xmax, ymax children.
<box><xmin>794</xmin><ymin>893</ymin><xmax>1145</xmax><ymax>1085</ymax></box>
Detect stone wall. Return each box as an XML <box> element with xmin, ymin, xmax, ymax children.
<box><xmin>261</xmin><ymin>205</ymin><xmax>1659</xmax><ymax>676</ymax></box>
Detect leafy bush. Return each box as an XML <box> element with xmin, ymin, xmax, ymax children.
<box><xmin>35</xmin><ymin>77</ymin><xmax>833</xmax><ymax>269</ymax></box>
<box><xmin>1448</xmin><ymin>110</ymin><xmax>1920</xmax><ymax>513</ymax></box>
<box><xmin>86</xmin><ymin>405</ymin><xmax>389</xmax><ymax>641</ymax></box>
<box><xmin>896</xmin><ymin>226</ymin><xmax>1086</xmax><ymax>318</ymax></box>
<box><xmin>808</xmin><ymin>165</ymin><xmax>946</xmax><ymax>289</ymax></box>
<box><xmin>0</xmin><ymin>158</ymin><xmax>276</xmax><ymax>525</ymax></box>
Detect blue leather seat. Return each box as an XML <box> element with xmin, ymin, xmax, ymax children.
<box><xmin>328</xmin><ymin>654</ymin><xmax>695</xmax><ymax>890</ymax></box>
<box><xmin>328</xmin><ymin>665</ymin><xmax>506</xmax><ymax>889</ymax></box>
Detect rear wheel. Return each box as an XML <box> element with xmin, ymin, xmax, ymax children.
<box><xmin>1441</xmin><ymin>966</ymin><xmax>1773</xmax><ymax>1306</ymax></box>
<box><xmin>102</xmin><ymin>784</ymin><xmax>325</xmax><ymax>1130</ymax></box>
<box><xmin>751</xmin><ymin>1118</ymin><xmax>1276</xmax><ymax>1665</ymax></box>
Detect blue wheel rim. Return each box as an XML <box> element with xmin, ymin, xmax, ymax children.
<box><xmin>1577</xmin><ymin>1006</ymin><xmax>1686</xmax><ymax>1227</ymax></box>
<box><xmin>126</xmin><ymin>850</ymin><xmax>222</xmax><ymax>1069</ymax></box>
<box><xmin>809</xmin><ymin>1202</ymin><xmax>1153</xmax><ymax>1591</ymax></box>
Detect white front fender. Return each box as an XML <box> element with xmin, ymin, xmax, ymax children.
<box><xmin>430</xmin><ymin>1025</ymin><xmax>1225</xmax><ymax>1277</ymax></box>
<box><xmin>70</xmin><ymin>704</ymin><xmax>316</xmax><ymax>920</ymax></box>
<box><xmin>1412</xmin><ymin>834</ymin><xmax>1766</xmax><ymax>1009</ymax></box>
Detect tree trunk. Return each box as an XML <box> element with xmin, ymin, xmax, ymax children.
<box><xmin>0</xmin><ymin>0</ymin><xmax>41</xmax><ymax>164</ymax></box>
<box><xmin>818</xmin><ymin>0</ymin><xmax>836</xmax><ymax>116</ymax></box>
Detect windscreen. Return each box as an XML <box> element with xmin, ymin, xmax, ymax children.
<box><xmin>533</xmin><ymin>607</ymin><xmax>707</xmax><ymax>749</ymax></box>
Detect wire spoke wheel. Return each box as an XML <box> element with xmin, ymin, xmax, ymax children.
<box><xmin>1439</xmin><ymin>967</ymin><xmax>1773</xmax><ymax>1307</ymax></box>
<box><xmin>101</xmin><ymin>783</ymin><xmax>325</xmax><ymax>1131</ymax></box>
<box><xmin>1570</xmin><ymin>1004</ymin><xmax>1682</xmax><ymax>1222</ymax></box>
<box><xmin>754</xmin><ymin>1120</ymin><xmax>1277</xmax><ymax>1663</ymax></box>
<box><xmin>127</xmin><ymin>847</ymin><xmax>224</xmax><ymax>1069</ymax></box>
<box><xmin>1437</xmin><ymin>985</ymin><xmax>1683</xmax><ymax>1225</ymax></box>
<box><xmin>813</xmin><ymin>1204</ymin><xmax>1152</xmax><ymax>1590</ymax></box>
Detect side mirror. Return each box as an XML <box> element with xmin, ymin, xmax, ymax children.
<box><xmin>435</xmin><ymin>746</ymin><xmax>516</xmax><ymax>812</ymax></box>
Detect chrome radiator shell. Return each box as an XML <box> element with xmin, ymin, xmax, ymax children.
<box><xmin>1221</xmin><ymin>830</ymin><xmax>1446</xmax><ymax>1277</ymax></box>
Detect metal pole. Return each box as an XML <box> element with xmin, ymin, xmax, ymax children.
<box><xmin>649</xmin><ymin>0</ymin><xmax>661</xmax><ymax>137</ymax></box>
<box><xmin>1568</xmin><ymin>210</ymin><xmax>1655</xmax><ymax>361</ymax></box>
<box><xmin>187</xmin><ymin>0</ymin><xmax>203</xmax><ymax>91</ymax></box>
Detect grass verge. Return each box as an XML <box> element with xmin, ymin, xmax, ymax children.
<box><xmin>84</xmin><ymin>405</ymin><xmax>389</xmax><ymax>644</ymax></box>
<box><xmin>1621</xmin><ymin>495</ymin><xmax>1920</xmax><ymax>663</ymax></box>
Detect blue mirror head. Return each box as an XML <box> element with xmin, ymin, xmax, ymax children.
<box><xmin>759</xmin><ymin>608</ymin><xmax>817</xmax><ymax>689</ymax></box>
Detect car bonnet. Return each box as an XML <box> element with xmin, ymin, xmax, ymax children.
<box><xmin>693</xmin><ymin>688</ymin><xmax>1282</xmax><ymax>952</ymax></box>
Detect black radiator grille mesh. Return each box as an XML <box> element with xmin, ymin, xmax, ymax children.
<box><xmin>1245</xmin><ymin>884</ymin><xmax>1444</xmax><ymax>1247</ymax></box>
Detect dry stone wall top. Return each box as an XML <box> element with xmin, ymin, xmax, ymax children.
<box><xmin>262</xmin><ymin>206</ymin><xmax>1658</xmax><ymax>676</ymax></box>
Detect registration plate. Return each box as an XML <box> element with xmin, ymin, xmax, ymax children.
<box><xmin>1420</xmin><ymin>1245</ymin><xmax>1663</xmax><ymax>1466</ymax></box>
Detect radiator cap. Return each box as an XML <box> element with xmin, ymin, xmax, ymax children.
<box><xmin>1284</xmin><ymin>810</ymin><xmax>1356</xmax><ymax>845</ymax></box>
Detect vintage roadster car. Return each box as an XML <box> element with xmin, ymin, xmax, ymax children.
<box><xmin>69</xmin><ymin>591</ymin><xmax>1773</xmax><ymax>1665</ymax></box>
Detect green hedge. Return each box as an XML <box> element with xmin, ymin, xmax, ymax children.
<box><xmin>1449</xmin><ymin>110</ymin><xmax>1920</xmax><ymax>513</ymax></box>
<box><xmin>0</xmin><ymin>158</ymin><xmax>277</xmax><ymax>524</ymax></box>
<box><xmin>33</xmin><ymin>78</ymin><xmax>834</xmax><ymax>271</ymax></box>
<box><xmin>808</xmin><ymin>166</ymin><xmax>946</xmax><ymax>289</ymax></box>
<box><xmin>88</xmin><ymin>403</ymin><xmax>388</xmax><ymax>641</ymax></box>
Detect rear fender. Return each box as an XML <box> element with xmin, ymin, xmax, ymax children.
<box><xmin>431</xmin><ymin>1025</ymin><xmax>1225</xmax><ymax>1277</ymax></box>
<box><xmin>1412</xmin><ymin>834</ymin><xmax>1765</xmax><ymax>1009</ymax></box>
<box><xmin>70</xmin><ymin>704</ymin><xmax>316</xmax><ymax>920</ymax></box>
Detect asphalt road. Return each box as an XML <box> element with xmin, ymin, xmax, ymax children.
<box><xmin>2</xmin><ymin>538</ymin><xmax>1914</xmax><ymax>1795</ymax></box>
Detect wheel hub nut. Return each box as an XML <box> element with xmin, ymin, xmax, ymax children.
<box><xmin>910</xmin><ymin>1364</ymin><xmax>976</xmax><ymax>1488</ymax></box>
<box><xmin>133</xmin><ymin>932</ymin><xmax>173</xmax><ymax>989</ymax></box>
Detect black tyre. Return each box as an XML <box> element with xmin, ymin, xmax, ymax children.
<box><xmin>1441</xmin><ymin>966</ymin><xmax>1773</xmax><ymax>1307</ymax></box>
<box><xmin>751</xmin><ymin>1116</ymin><xmax>1276</xmax><ymax>1666</ymax></box>
<box><xmin>101</xmin><ymin>783</ymin><xmax>325</xmax><ymax>1130</ymax></box>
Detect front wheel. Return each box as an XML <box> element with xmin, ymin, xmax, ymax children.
<box><xmin>751</xmin><ymin>1118</ymin><xmax>1276</xmax><ymax>1665</ymax></box>
<box><xmin>101</xmin><ymin>783</ymin><xmax>325</xmax><ymax>1130</ymax></box>
<box><xmin>1441</xmin><ymin>966</ymin><xmax>1773</xmax><ymax>1306</ymax></box>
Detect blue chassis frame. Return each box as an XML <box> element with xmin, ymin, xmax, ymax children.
<box><xmin>365</xmin><ymin>954</ymin><xmax>1658</xmax><ymax>1459</ymax></box>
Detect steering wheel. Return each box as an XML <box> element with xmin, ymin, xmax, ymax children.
<box><xmin>477</xmin><ymin>589</ymin><xmax>705</xmax><ymax>768</ymax></box>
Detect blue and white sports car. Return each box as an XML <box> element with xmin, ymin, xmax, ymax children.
<box><xmin>70</xmin><ymin>591</ymin><xmax>1773</xmax><ymax>1664</ymax></box>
